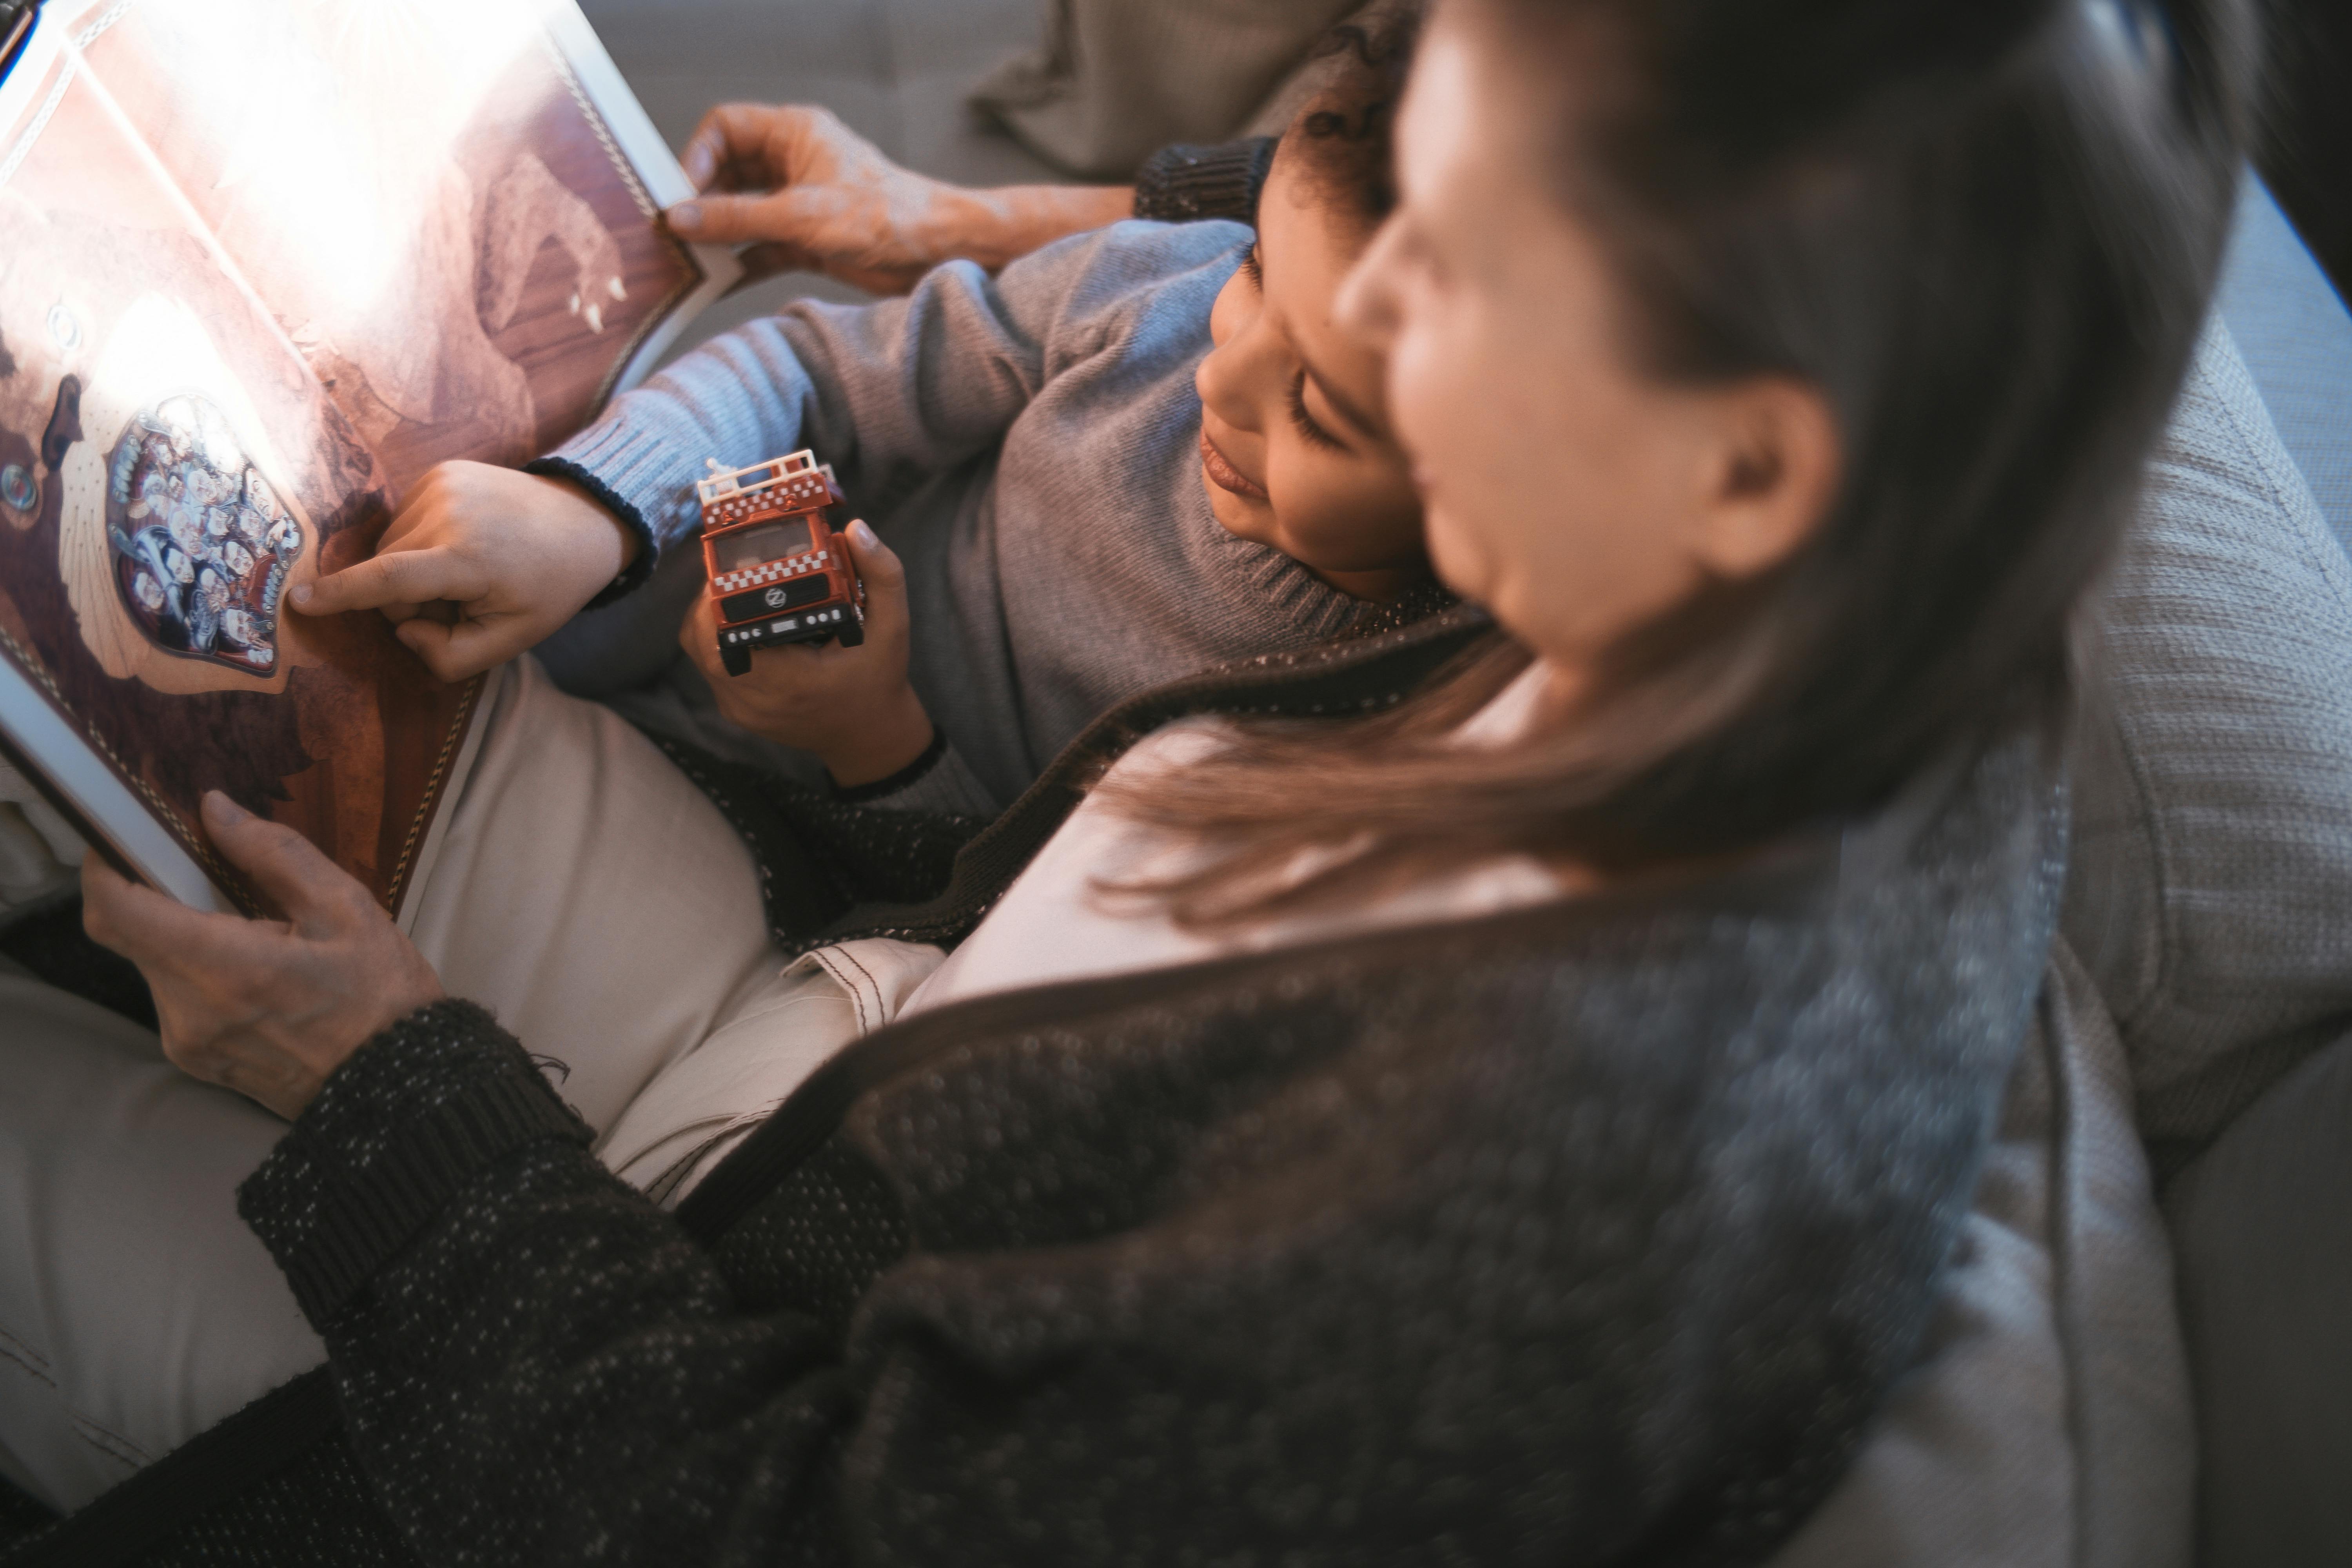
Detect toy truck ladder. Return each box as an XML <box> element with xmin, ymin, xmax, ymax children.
<box><xmin>697</xmin><ymin>451</ymin><xmax>839</xmax><ymax>517</ymax></box>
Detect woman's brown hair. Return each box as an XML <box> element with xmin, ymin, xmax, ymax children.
<box><xmin>1112</xmin><ymin>0</ymin><xmax>2255</xmax><ymax>927</ymax></box>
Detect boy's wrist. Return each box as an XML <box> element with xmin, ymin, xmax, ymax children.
<box><xmin>519</xmin><ymin>457</ymin><xmax>653</xmax><ymax>607</ymax></box>
<box><xmin>540</xmin><ymin>475</ymin><xmax>639</xmax><ymax>573</ymax></box>
<box><xmin>820</xmin><ymin>688</ymin><xmax>936</xmax><ymax>790</ymax></box>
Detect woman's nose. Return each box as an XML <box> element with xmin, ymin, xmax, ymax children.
<box><xmin>1336</xmin><ymin>216</ymin><xmax>1404</xmax><ymax>350</ymax></box>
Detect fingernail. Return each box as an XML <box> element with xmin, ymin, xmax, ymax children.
<box><xmin>205</xmin><ymin>790</ymin><xmax>250</xmax><ymax>824</ymax></box>
<box><xmin>668</xmin><ymin>201</ymin><xmax>702</xmax><ymax>232</ymax></box>
<box><xmin>290</xmin><ymin>582</ymin><xmax>312</xmax><ymax>607</ymax></box>
<box><xmin>685</xmin><ymin>145</ymin><xmax>713</xmax><ymax>184</ymax></box>
<box><xmin>850</xmin><ymin>519</ymin><xmax>877</xmax><ymax>550</ymax></box>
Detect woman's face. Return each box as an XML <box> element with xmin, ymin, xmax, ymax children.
<box><xmin>1339</xmin><ymin>5</ymin><xmax>1835</xmax><ymax>672</ymax></box>
<box><xmin>1195</xmin><ymin>144</ymin><xmax>1428</xmax><ymax>603</ymax></box>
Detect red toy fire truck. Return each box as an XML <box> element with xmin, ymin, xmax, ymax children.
<box><xmin>696</xmin><ymin>450</ymin><xmax>863</xmax><ymax>676</ymax></box>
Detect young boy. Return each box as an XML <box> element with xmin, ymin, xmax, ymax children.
<box><xmin>296</xmin><ymin>18</ymin><xmax>1434</xmax><ymax>822</ymax></box>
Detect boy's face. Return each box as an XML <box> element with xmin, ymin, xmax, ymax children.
<box><xmin>1195</xmin><ymin>145</ymin><xmax>1428</xmax><ymax>602</ymax></box>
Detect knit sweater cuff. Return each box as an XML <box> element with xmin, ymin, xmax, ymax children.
<box><xmin>840</xmin><ymin>735</ymin><xmax>1002</xmax><ymax>816</ymax></box>
<box><xmin>830</xmin><ymin>724</ymin><xmax>949</xmax><ymax>804</ymax></box>
<box><xmin>238</xmin><ymin>1000</ymin><xmax>593</xmax><ymax>1330</ymax></box>
<box><xmin>1132</xmin><ymin>138</ymin><xmax>1278</xmax><ymax>226</ymax></box>
<box><xmin>543</xmin><ymin>405</ymin><xmax>710</xmax><ymax>586</ymax></box>
<box><xmin>522</xmin><ymin>456</ymin><xmax>659</xmax><ymax>607</ymax></box>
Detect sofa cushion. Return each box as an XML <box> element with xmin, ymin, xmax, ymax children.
<box><xmin>2164</xmin><ymin>1027</ymin><xmax>2352</xmax><ymax>1568</ymax></box>
<box><xmin>2060</xmin><ymin>319</ymin><xmax>2352</xmax><ymax>1170</ymax></box>
<box><xmin>1768</xmin><ymin>944</ymin><xmax>2192</xmax><ymax>1568</ymax></box>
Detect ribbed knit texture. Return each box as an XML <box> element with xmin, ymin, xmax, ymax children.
<box><xmin>550</xmin><ymin>220</ymin><xmax>1368</xmax><ymax>815</ymax></box>
<box><xmin>829</xmin><ymin>726</ymin><xmax>949</xmax><ymax>804</ymax></box>
<box><xmin>1131</xmin><ymin>138</ymin><xmax>1276</xmax><ymax>225</ymax></box>
<box><xmin>238</xmin><ymin>1001</ymin><xmax>592</xmax><ymax>1326</ymax></box>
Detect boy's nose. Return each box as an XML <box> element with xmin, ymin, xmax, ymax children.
<box><xmin>1194</xmin><ymin>342</ymin><xmax>1255</xmax><ymax>437</ymax></box>
<box><xmin>1195</xmin><ymin>320</ymin><xmax>1283</xmax><ymax>437</ymax></box>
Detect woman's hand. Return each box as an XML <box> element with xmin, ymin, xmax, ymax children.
<box><xmin>666</xmin><ymin>103</ymin><xmax>1132</xmax><ymax>296</ymax></box>
<box><xmin>292</xmin><ymin>462</ymin><xmax>636</xmax><ymax>682</ymax></box>
<box><xmin>82</xmin><ymin>792</ymin><xmax>445</xmax><ymax>1120</ymax></box>
<box><xmin>680</xmin><ymin>518</ymin><xmax>935</xmax><ymax>788</ymax></box>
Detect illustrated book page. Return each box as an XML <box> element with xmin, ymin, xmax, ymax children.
<box><xmin>0</xmin><ymin>0</ymin><xmax>735</xmax><ymax>920</ymax></box>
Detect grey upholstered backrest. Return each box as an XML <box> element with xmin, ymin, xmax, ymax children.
<box><xmin>2061</xmin><ymin>319</ymin><xmax>2352</xmax><ymax>1172</ymax></box>
<box><xmin>2212</xmin><ymin>176</ymin><xmax>2352</xmax><ymax>555</ymax></box>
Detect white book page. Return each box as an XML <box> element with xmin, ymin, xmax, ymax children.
<box><xmin>541</xmin><ymin>1</ymin><xmax>742</xmax><ymax>390</ymax></box>
<box><xmin>0</xmin><ymin>657</ymin><xmax>232</xmax><ymax>911</ymax></box>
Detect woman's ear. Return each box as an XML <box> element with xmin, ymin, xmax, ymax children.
<box><xmin>1689</xmin><ymin>377</ymin><xmax>1841</xmax><ymax>579</ymax></box>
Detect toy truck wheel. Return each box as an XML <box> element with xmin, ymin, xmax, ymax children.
<box><xmin>835</xmin><ymin>610</ymin><xmax>865</xmax><ymax>649</ymax></box>
<box><xmin>720</xmin><ymin>641</ymin><xmax>753</xmax><ymax>677</ymax></box>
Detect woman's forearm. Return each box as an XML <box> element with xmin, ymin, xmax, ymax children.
<box><xmin>936</xmin><ymin>183</ymin><xmax>1136</xmax><ymax>274</ymax></box>
<box><xmin>239</xmin><ymin>1003</ymin><xmax>858</xmax><ymax>1566</ymax></box>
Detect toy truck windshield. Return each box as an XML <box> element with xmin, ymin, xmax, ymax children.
<box><xmin>711</xmin><ymin>517</ymin><xmax>814</xmax><ymax>573</ymax></box>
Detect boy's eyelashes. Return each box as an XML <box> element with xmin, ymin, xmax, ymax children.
<box><xmin>1237</xmin><ymin>245</ymin><xmax>1343</xmax><ymax>454</ymax></box>
<box><xmin>1288</xmin><ymin>370</ymin><xmax>1347</xmax><ymax>453</ymax></box>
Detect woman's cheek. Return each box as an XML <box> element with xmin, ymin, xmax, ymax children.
<box><xmin>1421</xmin><ymin>498</ymin><xmax>1495</xmax><ymax>603</ymax></box>
<box><xmin>1383</xmin><ymin>323</ymin><xmax>1488</xmax><ymax>581</ymax></box>
<box><xmin>1384</xmin><ymin>302</ymin><xmax>1481</xmax><ymax>490</ymax></box>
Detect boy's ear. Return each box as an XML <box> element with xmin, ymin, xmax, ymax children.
<box><xmin>1689</xmin><ymin>377</ymin><xmax>1841</xmax><ymax>581</ymax></box>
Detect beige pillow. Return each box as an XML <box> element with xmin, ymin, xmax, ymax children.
<box><xmin>966</xmin><ymin>0</ymin><xmax>1359</xmax><ymax>178</ymax></box>
<box><xmin>2061</xmin><ymin>319</ymin><xmax>2352</xmax><ymax>1168</ymax></box>
<box><xmin>1769</xmin><ymin>945</ymin><xmax>2192</xmax><ymax>1568</ymax></box>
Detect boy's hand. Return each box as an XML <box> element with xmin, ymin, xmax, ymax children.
<box><xmin>292</xmin><ymin>462</ymin><xmax>637</xmax><ymax>682</ymax></box>
<box><xmin>681</xmin><ymin>519</ymin><xmax>935</xmax><ymax>788</ymax></box>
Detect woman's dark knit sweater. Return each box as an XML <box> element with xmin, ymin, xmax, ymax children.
<box><xmin>12</xmin><ymin>614</ymin><xmax>2064</xmax><ymax>1567</ymax></box>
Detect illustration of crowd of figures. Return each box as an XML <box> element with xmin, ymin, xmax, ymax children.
<box><xmin>106</xmin><ymin>394</ymin><xmax>305</xmax><ymax>675</ymax></box>
<box><xmin>0</xmin><ymin>0</ymin><xmax>712</xmax><ymax>913</ymax></box>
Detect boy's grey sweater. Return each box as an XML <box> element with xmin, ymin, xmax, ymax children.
<box><xmin>547</xmin><ymin>219</ymin><xmax>1363</xmax><ymax>815</ymax></box>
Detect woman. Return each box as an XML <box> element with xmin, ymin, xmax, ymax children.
<box><xmin>0</xmin><ymin>0</ymin><xmax>2245</xmax><ymax>1559</ymax></box>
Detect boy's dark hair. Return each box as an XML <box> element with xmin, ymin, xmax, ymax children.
<box><xmin>1291</xmin><ymin>4</ymin><xmax>1426</xmax><ymax>227</ymax></box>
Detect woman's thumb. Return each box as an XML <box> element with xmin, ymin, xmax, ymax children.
<box><xmin>200</xmin><ymin>791</ymin><xmax>346</xmax><ymax>926</ymax></box>
<box><xmin>664</xmin><ymin>193</ymin><xmax>757</xmax><ymax>244</ymax></box>
<box><xmin>666</xmin><ymin>189</ymin><xmax>828</xmax><ymax>251</ymax></box>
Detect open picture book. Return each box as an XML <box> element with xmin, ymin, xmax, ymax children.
<box><xmin>0</xmin><ymin>0</ymin><xmax>738</xmax><ymax>922</ymax></box>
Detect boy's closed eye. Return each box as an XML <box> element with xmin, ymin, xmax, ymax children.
<box><xmin>1288</xmin><ymin>370</ymin><xmax>1347</xmax><ymax>452</ymax></box>
<box><xmin>1243</xmin><ymin>243</ymin><xmax>1371</xmax><ymax>454</ymax></box>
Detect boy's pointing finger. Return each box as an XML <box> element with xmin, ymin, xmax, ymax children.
<box><xmin>292</xmin><ymin>548</ymin><xmax>479</xmax><ymax>617</ymax></box>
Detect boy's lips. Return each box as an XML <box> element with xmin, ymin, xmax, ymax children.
<box><xmin>1200</xmin><ymin>430</ymin><xmax>1269</xmax><ymax>501</ymax></box>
